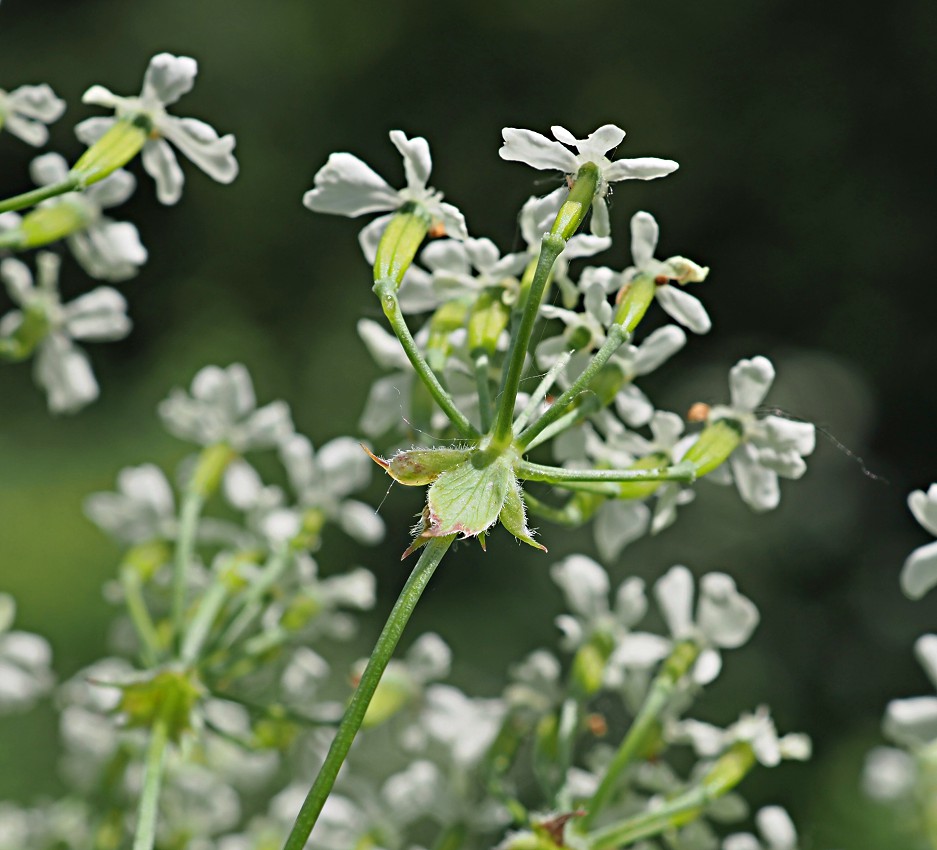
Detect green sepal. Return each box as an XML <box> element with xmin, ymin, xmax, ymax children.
<box><xmin>427</xmin><ymin>300</ymin><xmax>469</xmax><ymax>370</ymax></box>
<box><xmin>550</xmin><ymin>162</ymin><xmax>599</xmax><ymax>241</ymax></box>
<box><xmin>0</xmin><ymin>302</ymin><xmax>50</xmax><ymax>361</ymax></box>
<box><xmin>373</xmin><ymin>204</ymin><xmax>431</xmax><ymax>286</ymax></box>
<box><xmin>72</xmin><ymin>116</ymin><xmax>149</xmax><ymax>187</ymax></box>
<box><xmin>191</xmin><ymin>443</ymin><xmax>237</xmax><ymax>498</ymax></box>
<box><xmin>20</xmin><ymin>200</ymin><xmax>90</xmax><ymax>248</ymax></box>
<box><xmin>682</xmin><ymin>419</ymin><xmax>744</xmax><ymax>477</ymax></box>
<box><xmin>498</xmin><ymin>483</ymin><xmax>546</xmax><ymax>551</ymax></box>
<box><xmin>118</xmin><ymin>668</ymin><xmax>203</xmax><ymax>742</ymax></box>
<box><xmin>468</xmin><ymin>288</ymin><xmax>511</xmax><ymax>355</ymax></box>
<box><xmin>570</xmin><ymin>631</ymin><xmax>615</xmax><ymax>698</ymax></box>
<box><xmin>365</xmin><ymin>445</ymin><xmax>472</xmax><ymax>486</ymax></box>
<box><xmin>425</xmin><ymin>452</ymin><xmax>512</xmax><ymax>538</ymax></box>
<box><xmin>613</xmin><ymin>272</ymin><xmax>657</xmax><ymax>332</ymax></box>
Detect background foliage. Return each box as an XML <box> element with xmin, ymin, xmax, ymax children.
<box><xmin>1</xmin><ymin>0</ymin><xmax>935</xmax><ymax>845</ymax></box>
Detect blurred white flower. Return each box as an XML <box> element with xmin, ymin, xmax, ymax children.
<box><xmin>27</xmin><ymin>152</ymin><xmax>147</xmax><ymax>281</ymax></box>
<box><xmin>304</xmin><ymin>129</ymin><xmax>468</xmax><ymax>240</ymax></box>
<box><xmin>0</xmin><ymin>252</ymin><xmax>130</xmax><ymax>412</ymax></box>
<box><xmin>0</xmin><ymin>82</ymin><xmax>65</xmax><ymax>146</ymax></box>
<box><xmin>498</xmin><ymin>124</ymin><xmax>678</xmax><ymax>237</ymax></box>
<box><xmin>883</xmin><ymin>634</ymin><xmax>937</xmax><ymax>747</ymax></box>
<box><xmin>77</xmin><ymin>53</ymin><xmax>238</xmax><ymax>204</ymax></box>
<box><xmin>723</xmin><ymin>805</ymin><xmax>799</xmax><ymax>850</ymax></box>
<box><xmin>0</xmin><ymin>593</ymin><xmax>54</xmax><ymax>715</ymax></box>
<box><xmin>862</xmin><ymin>746</ymin><xmax>916</xmax><ymax>801</ymax></box>
<box><xmin>159</xmin><ymin>363</ymin><xmax>293</xmax><ymax>452</ymax></box>
<box><xmin>84</xmin><ymin>463</ymin><xmax>175</xmax><ymax>544</ymax></box>
<box><xmin>899</xmin><ymin>484</ymin><xmax>937</xmax><ymax>599</ymax></box>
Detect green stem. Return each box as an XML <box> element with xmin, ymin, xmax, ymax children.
<box><xmin>172</xmin><ymin>490</ymin><xmax>204</xmax><ymax>652</ymax></box>
<box><xmin>131</xmin><ymin>714</ymin><xmax>171</xmax><ymax>850</ymax></box>
<box><xmin>512</xmin><ymin>352</ymin><xmax>573</xmax><ymax>432</ymax></box>
<box><xmin>0</xmin><ymin>175</ymin><xmax>80</xmax><ymax>215</ymax></box>
<box><xmin>516</xmin><ymin>326</ymin><xmax>626</xmax><ymax>451</ymax></box>
<box><xmin>282</xmin><ymin>535</ymin><xmax>455</xmax><ymax>850</ymax></box>
<box><xmin>515</xmin><ymin>459</ymin><xmax>695</xmax><ymax>485</ymax></box>
<box><xmin>431</xmin><ymin>822</ymin><xmax>468</xmax><ymax>850</ymax></box>
<box><xmin>120</xmin><ymin>568</ymin><xmax>162</xmax><ymax>667</ymax></box>
<box><xmin>490</xmin><ymin>233</ymin><xmax>565</xmax><ymax>448</ymax></box>
<box><xmin>523</xmin><ymin>491</ymin><xmax>594</xmax><ymax>527</ymax></box>
<box><xmin>474</xmin><ymin>351</ymin><xmax>493</xmax><ymax>431</ymax></box>
<box><xmin>180</xmin><ymin>571</ymin><xmax>230</xmax><ymax>665</ymax></box>
<box><xmin>373</xmin><ymin>278</ymin><xmax>478</xmax><ymax>439</ymax></box>
<box><xmin>582</xmin><ymin>640</ymin><xmax>701</xmax><ymax>828</ymax></box>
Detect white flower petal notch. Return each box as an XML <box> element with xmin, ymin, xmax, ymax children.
<box><xmin>75</xmin><ymin>53</ymin><xmax>238</xmax><ymax>204</ymax></box>
<box><xmin>303</xmin><ymin>129</ymin><xmax>468</xmax><ymax>241</ymax></box>
<box><xmin>0</xmin><ymin>83</ymin><xmax>65</xmax><ymax>146</ymax></box>
<box><xmin>900</xmin><ymin>484</ymin><xmax>937</xmax><ymax>600</ymax></box>
<box><xmin>498</xmin><ymin>124</ymin><xmax>679</xmax><ymax>237</ymax></box>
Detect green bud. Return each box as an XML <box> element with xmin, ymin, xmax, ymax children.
<box><xmin>72</xmin><ymin>116</ymin><xmax>149</xmax><ymax>186</ymax></box>
<box><xmin>613</xmin><ymin>272</ymin><xmax>657</xmax><ymax>332</ymax></box>
<box><xmin>0</xmin><ymin>302</ymin><xmax>50</xmax><ymax>361</ymax></box>
<box><xmin>119</xmin><ymin>668</ymin><xmax>202</xmax><ymax>742</ymax></box>
<box><xmin>365</xmin><ymin>445</ymin><xmax>471</xmax><ymax>486</ymax></box>
<box><xmin>550</xmin><ymin>162</ymin><xmax>600</xmax><ymax>241</ymax></box>
<box><xmin>701</xmin><ymin>741</ymin><xmax>757</xmax><ymax>798</ymax></box>
<box><xmin>373</xmin><ymin>204</ymin><xmax>431</xmax><ymax>286</ymax></box>
<box><xmin>571</xmin><ymin>632</ymin><xmax>615</xmax><ymax>697</ymax></box>
<box><xmin>682</xmin><ymin>419</ymin><xmax>744</xmax><ymax>477</ymax></box>
<box><xmin>20</xmin><ymin>200</ymin><xmax>91</xmax><ymax>248</ymax></box>
<box><xmin>427</xmin><ymin>300</ymin><xmax>468</xmax><ymax>370</ymax></box>
<box><xmin>468</xmin><ymin>289</ymin><xmax>511</xmax><ymax>355</ymax></box>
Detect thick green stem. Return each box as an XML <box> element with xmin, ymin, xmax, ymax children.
<box><xmin>131</xmin><ymin>714</ymin><xmax>171</xmax><ymax>850</ymax></box>
<box><xmin>282</xmin><ymin>535</ymin><xmax>455</xmax><ymax>850</ymax></box>
<box><xmin>582</xmin><ymin>640</ymin><xmax>701</xmax><ymax>828</ymax></box>
<box><xmin>172</xmin><ymin>491</ymin><xmax>204</xmax><ymax>651</ymax></box>
<box><xmin>490</xmin><ymin>234</ymin><xmax>564</xmax><ymax>448</ymax></box>
<box><xmin>515</xmin><ymin>459</ymin><xmax>695</xmax><ymax>485</ymax></box>
<box><xmin>516</xmin><ymin>325</ymin><xmax>625</xmax><ymax>450</ymax></box>
<box><xmin>0</xmin><ymin>175</ymin><xmax>80</xmax><ymax>215</ymax></box>
<box><xmin>373</xmin><ymin>278</ymin><xmax>478</xmax><ymax>439</ymax></box>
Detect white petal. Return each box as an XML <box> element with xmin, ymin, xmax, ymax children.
<box><xmin>655</xmin><ymin>285</ymin><xmax>711</xmax><ymax>334</ymax></box>
<box><xmin>118</xmin><ymin>463</ymin><xmax>174</xmax><ymax>516</ymax></box>
<box><xmin>34</xmin><ymin>335</ymin><xmax>99</xmax><ymax>414</ymax></box>
<box><xmin>729</xmin><ymin>356</ymin><xmax>775</xmax><ymax>411</ymax></box>
<box><xmin>551</xmin><ymin>555</ymin><xmax>609</xmax><ymax>619</ymax></box>
<box><xmin>753</xmin><ymin>447</ymin><xmax>806</xmax><ymax>479</ymax></box>
<box><xmin>239</xmin><ymin>400</ymin><xmax>293</xmax><ymax>450</ymax></box>
<box><xmin>909</xmin><ymin>485</ymin><xmax>937</xmax><ymax>537</ymax></box>
<box><xmin>29</xmin><ymin>152</ymin><xmax>69</xmax><ymax>186</ymax></box>
<box><xmin>357</xmin><ymin>318</ymin><xmax>409</xmax><ymax>370</ymax></box>
<box><xmin>222</xmin><ymin>459</ymin><xmax>263</xmax><ymax>510</ymax></box>
<box><xmin>160</xmin><ymin>116</ymin><xmax>238</xmax><ymax>184</ymax></box>
<box><xmin>564</xmin><ymin>233</ymin><xmax>612</xmax><ymax>261</ymax></box>
<box><xmin>759</xmin><ymin>415</ymin><xmax>816</xmax><ymax>457</ymax></box>
<box><xmin>550</xmin><ymin>125</ymin><xmax>579</xmax><ymax>146</ymax></box>
<box><xmin>0</xmin><ymin>257</ymin><xmax>34</xmax><ymax>304</ymax></box>
<box><xmin>141</xmin><ymin>138</ymin><xmax>184</xmax><ymax>205</ymax></box>
<box><xmin>590</xmin><ymin>196</ymin><xmax>610</xmax><ymax>238</ymax></box>
<box><xmin>86</xmin><ymin>168</ymin><xmax>137</xmax><ymax>209</ymax></box>
<box><xmin>339</xmin><ymin>500</ymin><xmax>385</xmax><ymax>545</ymax></box>
<box><xmin>405</xmin><ymin>633</ymin><xmax>452</xmax><ymax>682</ymax></box>
<box><xmin>389</xmin><ymin>130</ymin><xmax>432</xmax><ymax>191</ymax></box>
<box><xmin>649</xmin><ymin>410</ymin><xmax>684</xmax><ymax>449</ymax></box>
<box><xmin>74</xmin><ymin>116</ymin><xmax>115</xmax><ymax>146</ymax></box>
<box><xmin>697</xmin><ymin>572</ymin><xmax>759</xmax><ymax>648</ymax></box>
<box><xmin>303</xmin><ymin>152</ymin><xmax>398</xmax><ymax>217</ymax></box>
<box><xmin>629</xmin><ymin>211</ymin><xmax>659</xmax><ymax>268</ymax></box>
<box><xmin>437</xmin><ymin>201</ymin><xmax>469</xmax><ymax>240</ymax></box>
<box><xmin>594</xmin><ymin>500</ymin><xmax>650</xmax><ymax>562</ymax></box>
<box><xmin>863</xmin><ymin>746</ymin><xmax>916</xmax><ymax>800</ymax></box>
<box><xmin>731</xmin><ymin>445</ymin><xmax>780</xmax><ymax>512</ymax></box>
<box><xmin>358</xmin><ymin>374</ymin><xmax>410</xmax><ymax>438</ymax></box>
<box><xmin>141</xmin><ymin>53</ymin><xmax>197</xmax><ymax>106</ymax></box>
<box><xmin>69</xmin><ymin>220</ymin><xmax>147</xmax><ymax>282</ymax></box>
<box><xmin>555</xmin><ymin>613</ymin><xmax>584</xmax><ymax>649</ymax></box>
<box><xmin>603</xmin><ymin>157</ymin><xmax>680</xmax><ymax>182</ymax></box>
<box><xmin>654</xmin><ymin>565</ymin><xmax>695</xmax><ymax>639</ymax></box>
<box><xmin>80</xmin><ymin>84</ymin><xmax>122</xmax><ymax>109</ymax></box>
<box><xmin>693</xmin><ymin>648</ymin><xmax>723</xmax><ymax>684</ymax></box>
<box><xmin>901</xmin><ymin>540</ymin><xmax>937</xmax><ymax>600</ymax></box>
<box><xmin>520</xmin><ymin>187</ymin><xmax>566</xmax><ymax>246</ymax></box>
<box><xmin>614</xmin><ymin>383</ymin><xmax>654</xmax><ymax>427</ymax></box>
<box><xmin>614</xmin><ymin>576</ymin><xmax>648</xmax><ymax>627</ymax></box>
<box><xmin>3</xmin><ymin>113</ymin><xmax>49</xmax><ymax>147</ymax></box>
<box><xmin>884</xmin><ymin>696</ymin><xmax>937</xmax><ymax>747</ymax></box>
<box><xmin>7</xmin><ymin>83</ymin><xmax>66</xmax><ymax>122</ymax></box>
<box><xmin>611</xmin><ymin>632</ymin><xmax>670</xmax><ymax>668</ymax></box>
<box><xmin>320</xmin><ymin>567</ymin><xmax>376</xmax><ymax>610</ymax></box>
<box><xmin>63</xmin><ymin>287</ymin><xmax>130</xmax><ymax>341</ymax></box>
<box><xmin>499</xmin><ymin>128</ymin><xmax>578</xmax><ymax>172</ymax></box>
<box><xmin>916</xmin><ymin>634</ymin><xmax>937</xmax><ymax>691</ymax></box>
<box><xmin>581</xmin><ymin>124</ymin><xmax>626</xmax><ymax>155</ymax></box>
<box><xmin>632</xmin><ymin>324</ymin><xmax>687</xmax><ymax>375</ymax></box>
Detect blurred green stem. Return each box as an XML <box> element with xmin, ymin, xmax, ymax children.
<box><xmin>172</xmin><ymin>490</ymin><xmax>204</xmax><ymax>652</ymax></box>
<box><xmin>0</xmin><ymin>175</ymin><xmax>80</xmax><ymax>214</ymax></box>
<box><xmin>131</xmin><ymin>711</ymin><xmax>172</xmax><ymax>850</ymax></box>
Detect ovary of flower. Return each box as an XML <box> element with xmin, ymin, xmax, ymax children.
<box><xmin>0</xmin><ymin>83</ymin><xmax>65</xmax><ymax>146</ymax></box>
<box><xmin>900</xmin><ymin>484</ymin><xmax>937</xmax><ymax>600</ymax></box>
<box><xmin>303</xmin><ymin>129</ymin><xmax>468</xmax><ymax>239</ymax></box>
<box><xmin>498</xmin><ymin>124</ymin><xmax>678</xmax><ymax>237</ymax></box>
<box><xmin>76</xmin><ymin>53</ymin><xmax>238</xmax><ymax>205</ymax></box>
<box><xmin>653</xmin><ymin>565</ymin><xmax>759</xmax><ymax>685</ymax></box>
<box><xmin>624</xmin><ymin>211</ymin><xmax>711</xmax><ymax>334</ymax></box>
<box><xmin>706</xmin><ymin>356</ymin><xmax>816</xmax><ymax>513</ymax></box>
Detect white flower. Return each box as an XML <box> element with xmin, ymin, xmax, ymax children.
<box><xmin>419</xmin><ymin>684</ymin><xmax>507</xmax><ymax>768</ymax></box>
<box><xmin>624</xmin><ymin>211</ymin><xmax>711</xmax><ymax>333</ymax></box>
<box><xmin>0</xmin><ymin>83</ymin><xmax>65</xmax><ymax>146</ymax></box>
<box><xmin>304</xmin><ymin>129</ymin><xmax>468</xmax><ymax>240</ymax></box>
<box><xmin>498</xmin><ymin>124</ymin><xmax>678</xmax><ymax>237</ymax></box>
<box><xmin>76</xmin><ymin>53</ymin><xmax>238</xmax><ymax>204</ymax></box>
<box><xmin>723</xmin><ymin>805</ymin><xmax>799</xmax><ymax>850</ymax></box>
<box><xmin>653</xmin><ymin>565</ymin><xmax>760</xmax><ymax>684</ymax></box>
<box><xmin>0</xmin><ymin>253</ymin><xmax>131</xmax><ymax>413</ymax></box>
<box><xmin>28</xmin><ymin>152</ymin><xmax>147</xmax><ymax>281</ymax></box>
<box><xmin>862</xmin><ymin>746</ymin><xmax>916</xmax><ymax>801</ymax></box>
<box><xmin>706</xmin><ymin>356</ymin><xmax>816</xmax><ymax>512</ymax></box>
<box><xmin>0</xmin><ymin>594</ymin><xmax>54</xmax><ymax>714</ymax></box>
<box><xmin>84</xmin><ymin>463</ymin><xmax>175</xmax><ymax>544</ymax></box>
<box><xmin>883</xmin><ymin>634</ymin><xmax>937</xmax><ymax>747</ymax></box>
<box><xmin>900</xmin><ymin>484</ymin><xmax>937</xmax><ymax>599</ymax></box>
<box><xmin>669</xmin><ymin>706</ymin><xmax>811</xmax><ymax>768</ymax></box>
<box><xmin>158</xmin><ymin>363</ymin><xmax>293</xmax><ymax>452</ymax></box>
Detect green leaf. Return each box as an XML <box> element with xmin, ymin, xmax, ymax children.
<box><xmin>426</xmin><ymin>454</ymin><xmax>513</xmax><ymax>538</ymax></box>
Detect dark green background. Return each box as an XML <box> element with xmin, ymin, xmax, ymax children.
<box><xmin>1</xmin><ymin>0</ymin><xmax>936</xmax><ymax>845</ymax></box>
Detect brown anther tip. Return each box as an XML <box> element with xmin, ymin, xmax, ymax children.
<box><xmin>614</xmin><ymin>284</ymin><xmax>629</xmax><ymax>305</ymax></box>
<box><xmin>586</xmin><ymin>713</ymin><xmax>608</xmax><ymax>737</ymax></box>
<box><xmin>687</xmin><ymin>402</ymin><xmax>711</xmax><ymax>423</ymax></box>
<box><xmin>428</xmin><ymin>222</ymin><xmax>446</xmax><ymax>238</ymax></box>
<box><xmin>361</xmin><ymin>443</ymin><xmax>389</xmax><ymax>470</ymax></box>
<box><xmin>654</xmin><ymin>274</ymin><xmax>671</xmax><ymax>286</ymax></box>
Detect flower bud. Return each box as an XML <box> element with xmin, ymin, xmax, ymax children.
<box><xmin>468</xmin><ymin>289</ymin><xmax>511</xmax><ymax>356</ymax></box>
<box><xmin>20</xmin><ymin>201</ymin><xmax>90</xmax><ymax>248</ymax></box>
<box><xmin>364</xmin><ymin>445</ymin><xmax>471</xmax><ymax>486</ymax></box>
